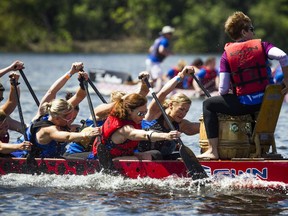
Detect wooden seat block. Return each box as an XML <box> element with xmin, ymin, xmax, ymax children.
<box><xmin>250</xmin><ymin>85</ymin><xmax>284</xmax><ymax>158</ymax></box>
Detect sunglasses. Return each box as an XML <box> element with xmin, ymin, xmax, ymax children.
<box><xmin>137</xmin><ymin>111</ymin><xmax>147</xmax><ymax>117</ymax></box>
<box><xmin>0</xmin><ymin>96</ymin><xmax>3</xmax><ymax>102</ymax></box>
<box><xmin>249</xmin><ymin>26</ymin><xmax>254</xmax><ymax>32</ymax></box>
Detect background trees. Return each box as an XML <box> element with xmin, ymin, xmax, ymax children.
<box><xmin>0</xmin><ymin>0</ymin><xmax>287</xmax><ymax>53</ymax></box>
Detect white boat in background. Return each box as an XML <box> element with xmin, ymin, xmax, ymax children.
<box><xmin>88</xmin><ymin>68</ymin><xmax>207</xmax><ymax>98</ymax></box>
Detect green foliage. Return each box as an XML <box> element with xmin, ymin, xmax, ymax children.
<box><xmin>0</xmin><ymin>0</ymin><xmax>287</xmax><ymax>53</ymax></box>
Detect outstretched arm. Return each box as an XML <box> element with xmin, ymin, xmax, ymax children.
<box><xmin>145</xmin><ymin>66</ymin><xmax>195</xmax><ymax>121</ymax></box>
<box><xmin>0</xmin><ymin>60</ymin><xmax>24</xmax><ymax>78</ymax></box>
<box><xmin>1</xmin><ymin>72</ymin><xmax>20</xmax><ymax>115</ymax></box>
<box><xmin>39</xmin><ymin>62</ymin><xmax>83</xmax><ymax>106</ymax></box>
<box><xmin>68</xmin><ymin>71</ymin><xmax>88</xmax><ymax>108</ymax></box>
<box><xmin>0</xmin><ymin>141</ymin><xmax>32</xmax><ymax>154</ymax></box>
<box><xmin>112</xmin><ymin>125</ymin><xmax>181</xmax><ymax>144</ymax></box>
<box><xmin>137</xmin><ymin>71</ymin><xmax>150</xmax><ymax>97</ymax></box>
<box><xmin>32</xmin><ymin>62</ymin><xmax>84</xmax><ymax>121</ymax></box>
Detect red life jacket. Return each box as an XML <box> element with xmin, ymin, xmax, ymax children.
<box><xmin>93</xmin><ymin>115</ymin><xmax>141</xmax><ymax>158</ymax></box>
<box><xmin>172</xmin><ymin>67</ymin><xmax>180</xmax><ymax>77</ymax></box>
<box><xmin>201</xmin><ymin>66</ymin><xmax>218</xmax><ymax>84</ymax></box>
<box><xmin>224</xmin><ymin>39</ymin><xmax>269</xmax><ymax>96</ymax></box>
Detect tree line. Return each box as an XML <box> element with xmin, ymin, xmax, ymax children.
<box><xmin>0</xmin><ymin>0</ymin><xmax>287</xmax><ymax>53</ymax></box>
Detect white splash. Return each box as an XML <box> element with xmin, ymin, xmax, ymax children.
<box><xmin>0</xmin><ymin>172</ymin><xmax>287</xmax><ymax>194</ymax></box>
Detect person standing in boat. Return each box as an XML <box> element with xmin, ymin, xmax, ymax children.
<box><xmin>93</xmin><ymin>93</ymin><xmax>181</xmax><ymax>162</ymax></box>
<box><xmin>138</xmin><ymin>66</ymin><xmax>200</xmax><ymax>159</ymax></box>
<box><xmin>146</xmin><ymin>25</ymin><xmax>175</xmax><ymax>93</ymax></box>
<box><xmin>197</xmin><ymin>11</ymin><xmax>288</xmax><ymax>160</ymax></box>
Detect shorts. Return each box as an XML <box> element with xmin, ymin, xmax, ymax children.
<box><xmin>145</xmin><ymin>59</ymin><xmax>162</xmax><ymax>80</ymax></box>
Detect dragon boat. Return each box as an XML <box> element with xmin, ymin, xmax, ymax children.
<box><xmin>0</xmin><ymin>157</ymin><xmax>288</xmax><ymax>184</ymax></box>
<box><xmin>0</xmin><ymin>84</ymin><xmax>287</xmax><ymax>185</ymax></box>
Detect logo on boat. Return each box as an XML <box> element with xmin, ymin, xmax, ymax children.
<box><xmin>202</xmin><ymin>165</ymin><xmax>268</xmax><ymax>179</ymax></box>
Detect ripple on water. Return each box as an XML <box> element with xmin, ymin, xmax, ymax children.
<box><xmin>0</xmin><ymin>172</ymin><xmax>287</xmax><ymax>215</ymax></box>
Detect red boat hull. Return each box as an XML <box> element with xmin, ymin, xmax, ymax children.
<box><xmin>0</xmin><ymin>158</ymin><xmax>287</xmax><ymax>183</ymax></box>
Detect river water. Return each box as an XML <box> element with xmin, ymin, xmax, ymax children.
<box><xmin>0</xmin><ymin>53</ymin><xmax>287</xmax><ymax>215</ymax></box>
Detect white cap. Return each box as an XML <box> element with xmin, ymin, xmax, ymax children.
<box><xmin>159</xmin><ymin>26</ymin><xmax>175</xmax><ymax>35</ymax></box>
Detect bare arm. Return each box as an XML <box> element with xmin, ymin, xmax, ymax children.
<box><xmin>37</xmin><ymin>125</ymin><xmax>101</xmax><ymax>144</ymax></box>
<box><xmin>137</xmin><ymin>71</ymin><xmax>150</xmax><ymax>97</ymax></box>
<box><xmin>179</xmin><ymin>119</ymin><xmax>200</xmax><ymax>135</ymax></box>
<box><xmin>92</xmin><ymin>103</ymin><xmax>115</xmax><ymax>121</ymax></box>
<box><xmin>1</xmin><ymin>73</ymin><xmax>20</xmax><ymax>115</ymax></box>
<box><xmin>68</xmin><ymin>71</ymin><xmax>88</xmax><ymax>108</ymax></box>
<box><xmin>7</xmin><ymin>116</ymin><xmax>25</xmax><ymax>134</ymax></box>
<box><xmin>0</xmin><ymin>60</ymin><xmax>24</xmax><ymax>78</ymax></box>
<box><xmin>0</xmin><ymin>141</ymin><xmax>32</xmax><ymax>154</ymax></box>
<box><xmin>112</xmin><ymin>125</ymin><xmax>181</xmax><ymax>144</ymax></box>
<box><xmin>91</xmin><ymin>72</ymin><xmax>150</xmax><ymax>120</ymax></box>
<box><xmin>39</xmin><ymin>62</ymin><xmax>82</xmax><ymax>106</ymax></box>
<box><xmin>33</xmin><ymin>62</ymin><xmax>84</xmax><ymax>121</ymax></box>
<box><xmin>146</xmin><ymin>66</ymin><xmax>195</xmax><ymax>121</ymax></box>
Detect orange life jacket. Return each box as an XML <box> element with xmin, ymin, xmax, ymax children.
<box><xmin>224</xmin><ymin>39</ymin><xmax>269</xmax><ymax>96</ymax></box>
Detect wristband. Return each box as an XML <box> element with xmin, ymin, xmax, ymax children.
<box><xmin>176</xmin><ymin>75</ymin><xmax>182</xmax><ymax>83</ymax></box>
<box><xmin>65</xmin><ymin>72</ymin><xmax>72</xmax><ymax>80</ymax></box>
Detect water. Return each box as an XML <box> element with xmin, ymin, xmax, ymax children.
<box><xmin>0</xmin><ymin>53</ymin><xmax>287</xmax><ymax>215</ymax></box>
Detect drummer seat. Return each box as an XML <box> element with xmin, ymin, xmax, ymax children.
<box><xmin>250</xmin><ymin>84</ymin><xmax>284</xmax><ymax>158</ymax></box>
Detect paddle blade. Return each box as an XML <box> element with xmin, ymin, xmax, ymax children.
<box><xmin>25</xmin><ymin>153</ymin><xmax>40</xmax><ymax>175</ymax></box>
<box><xmin>179</xmin><ymin>144</ymin><xmax>208</xmax><ymax>180</ymax></box>
<box><xmin>97</xmin><ymin>143</ymin><xmax>115</xmax><ymax>171</ymax></box>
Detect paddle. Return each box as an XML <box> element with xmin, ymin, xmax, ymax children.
<box><xmin>87</xmin><ymin>78</ymin><xmax>107</xmax><ymax>104</ymax></box>
<box><xmin>83</xmin><ymin>79</ymin><xmax>98</xmax><ymax>127</ymax></box>
<box><xmin>10</xmin><ymin>76</ymin><xmax>39</xmax><ymax>174</ymax></box>
<box><xmin>192</xmin><ymin>73</ymin><xmax>211</xmax><ymax>98</ymax></box>
<box><xmin>18</xmin><ymin>69</ymin><xmax>40</xmax><ymax>106</ymax></box>
<box><xmin>143</xmin><ymin>77</ymin><xmax>208</xmax><ymax>180</ymax></box>
<box><xmin>82</xmin><ymin>77</ymin><xmax>115</xmax><ymax>171</ymax></box>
